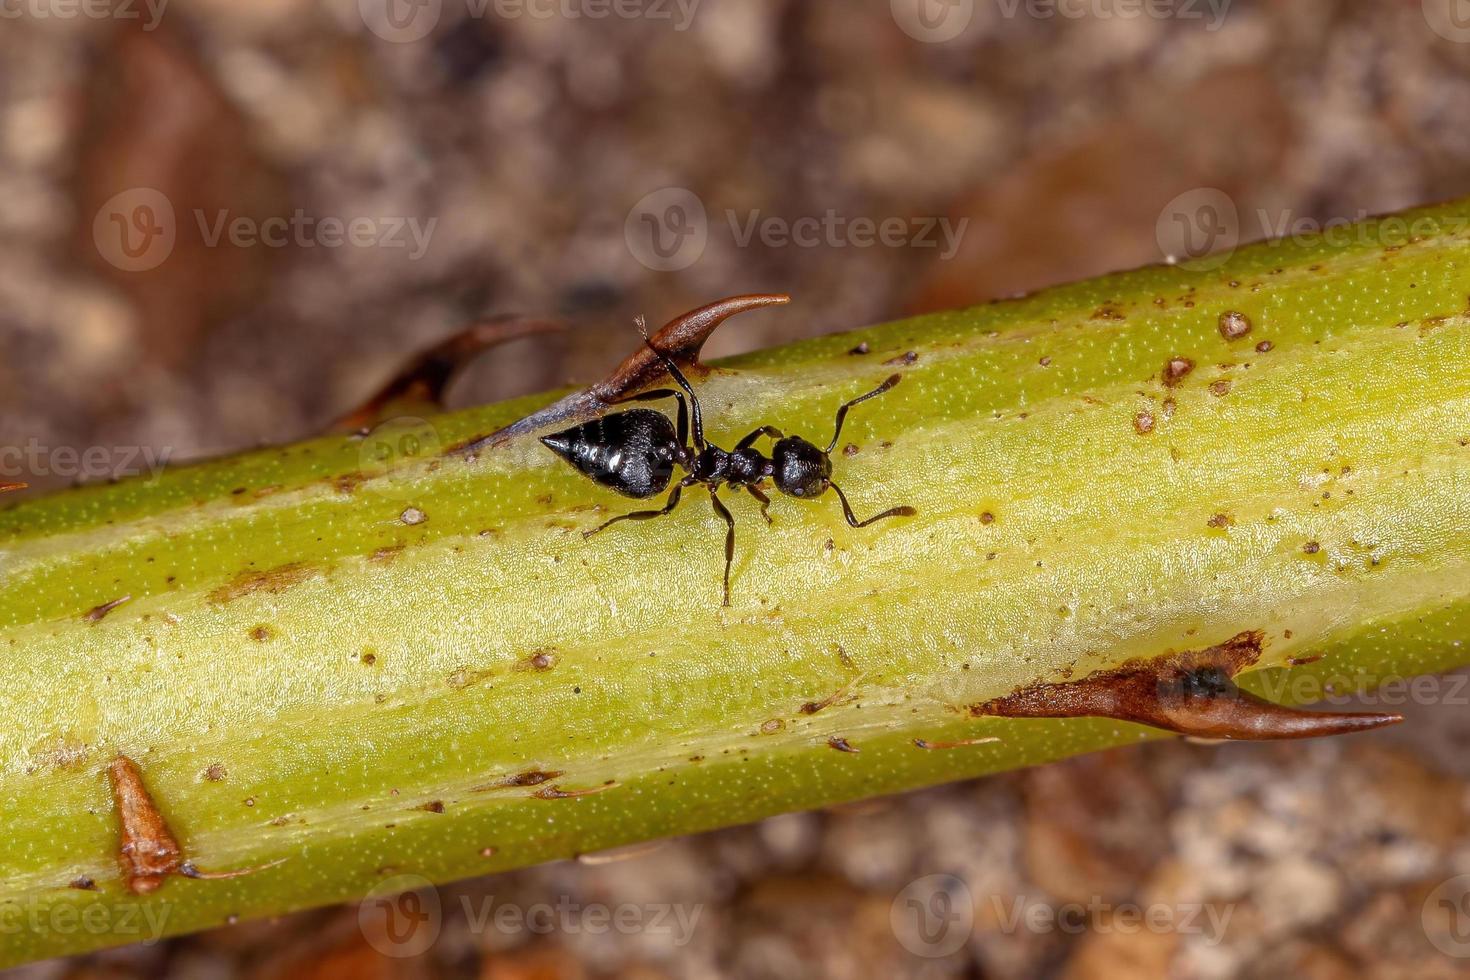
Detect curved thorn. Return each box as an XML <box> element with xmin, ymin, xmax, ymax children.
<box><xmin>453</xmin><ymin>294</ymin><xmax>790</xmax><ymax>455</ymax></box>
<box><xmin>972</xmin><ymin>631</ymin><xmax>1404</xmax><ymax>741</ymax></box>
<box><xmin>331</xmin><ymin>315</ymin><xmax>562</xmax><ymax>432</ymax></box>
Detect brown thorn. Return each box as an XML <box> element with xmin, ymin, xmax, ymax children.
<box><xmin>109</xmin><ymin>755</ymin><xmax>284</xmax><ymax>895</ymax></box>
<box><xmin>85</xmin><ymin>595</ymin><xmax>132</xmax><ymax>623</ymax></box>
<box><xmin>331</xmin><ymin>315</ymin><xmax>563</xmax><ymax>432</ymax></box>
<box><xmin>179</xmin><ymin>857</ymin><xmax>287</xmax><ymax>881</ymax></box>
<box><xmin>531</xmin><ymin>781</ymin><xmax>619</xmax><ymax>800</ymax></box>
<box><xmin>108</xmin><ymin>755</ymin><xmax>184</xmax><ymax>895</ymax></box>
<box><xmin>913</xmin><ymin>736</ymin><xmax>1001</xmax><ymax>750</ymax></box>
<box><xmin>452</xmin><ymin>293</ymin><xmax>791</xmax><ymax>454</ymax></box>
<box><xmin>971</xmin><ymin>631</ymin><xmax>1402</xmax><ymax>741</ymax></box>
<box><xmin>0</xmin><ymin>482</ymin><xmax>26</xmax><ymax>493</ymax></box>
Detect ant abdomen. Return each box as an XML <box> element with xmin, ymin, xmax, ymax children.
<box><xmin>541</xmin><ymin>409</ymin><xmax>678</xmax><ymax>499</ymax></box>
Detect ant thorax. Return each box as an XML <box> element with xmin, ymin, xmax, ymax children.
<box><xmin>686</xmin><ymin>445</ymin><xmax>767</xmax><ymax>487</ymax></box>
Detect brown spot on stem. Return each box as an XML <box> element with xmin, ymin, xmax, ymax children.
<box><xmin>209</xmin><ymin>563</ymin><xmax>320</xmax><ymax>604</ymax></box>
<box><xmin>332</xmin><ymin>472</ymin><xmax>368</xmax><ymax>495</ymax></box>
<box><xmin>827</xmin><ymin>736</ymin><xmax>859</xmax><ymax>753</ymax></box>
<box><xmin>85</xmin><ymin>596</ymin><xmax>132</xmax><ymax>622</ymax></box>
<box><xmin>203</xmin><ymin>764</ymin><xmax>226</xmax><ymax>782</ymax></box>
<box><xmin>848</xmin><ymin>341</ymin><xmax>870</xmax><ymax>355</ymax></box>
<box><xmin>69</xmin><ymin>876</ymin><xmax>97</xmax><ymax>891</ymax></box>
<box><xmin>1303</xmin><ymin>541</ymin><xmax>1321</xmax><ymax>554</ymax></box>
<box><xmin>883</xmin><ymin>350</ymin><xmax>919</xmax><ymax>366</ymax></box>
<box><xmin>800</xmin><ymin>678</ymin><xmax>861</xmax><ymax>716</ymax></box>
<box><xmin>1218</xmin><ymin>310</ymin><xmax>1252</xmax><ymax>340</ymax></box>
<box><xmin>1209</xmin><ymin>379</ymin><xmax>1233</xmax><ymax>397</ymax></box>
<box><xmin>972</xmin><ymin>631</ymin><xmax>1400</xmax><ymax>740</ymax></box>
<box><xmin>473</xmin><ymin>769</ymin><xmax>565</xmax><ymax>791</ymax></box>
<box><xmin>1255</xmin><ymin>340</ymin><xmax>1274</xmax><ymax>352</ymax></box>
<box><xmin>1162</xmin><ymin>358</ymin><xmax>1194</xmax><ymax>386</ymax></box>
<box><xmin>1134</xmin><ymin>411</ymin><xmax>1155</xmax><ymax>435</ymax></box>
<box><xmin>1207</xmin><ymin>513</ymin><xmax>1233</xmax><ymax>528</ymax></box>
<box><xmin>456</xmin><ymin>294</ymin><xmax>790</xmax><ymax>452</ymax></box>
<box><xmin>368</xmin><ymin>545</ymin><xmax>406</xmax><ymax>564</ymax></box>
<box><xmin>416</xmin><ymin>800</ymin><xmax>445</xmax><ymax>813</ymax></box>
<box><xmin>248</xmin><ymin>625</ymin><xmax>273</xmax><ymax>642</ymax></box>
<box><xmin>514</xmin><ymin>649</ymin><xmax>557</xmax><ymax>672</ymax></box>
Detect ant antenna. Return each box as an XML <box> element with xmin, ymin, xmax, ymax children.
<box><xmin>826</xmin><ymin>374</ymin><xmax>901</xmax><ymax>454</ymax></box>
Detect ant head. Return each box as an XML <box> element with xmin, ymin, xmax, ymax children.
<box><xmin>771</xmin><ymin>436</ymin><xmax>832</xmax><ymax>499</ymax></box>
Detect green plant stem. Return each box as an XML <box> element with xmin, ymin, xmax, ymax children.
<box><xmin>2</xmin><ymin>201</ymin><xmax>1469</xmax><ymax>964</ymax></box>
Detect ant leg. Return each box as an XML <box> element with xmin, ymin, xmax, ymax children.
<box><xmin>746</xmin><ymin>484</ymin><xmax>774</xmax><ymax>525</ymax></box>
<box><xmin>642</xmin><ymin>341</ymin><xmax>706</xmax><ymax>450</ymax></box>
<box><xmin>709</xmin><ymin>488</ymin><xmax>736</xmax><ymax>607</ymax></box>
<box><xmin>624</xmin><ymin>388</ymin><xmax>688</xmax><ymax>447</ymax></box>
<box><xmin>584</xmin><ymin>483</ymin><xmax>685</xmax><ymax>539</ymax></box>
<box><xmin>830</xmin><ymin>482</ymin><xmax>916</xmax><ymax>529</ymax></box>
<box><xmin>826</xmin><ymin>374</ymin><xmax>902</xmax><ymax>453</ymax></box>
<box><xmin>735</xmin><ymin>425</ymin><xmax>783</xmax><ymax>451</ymax></box>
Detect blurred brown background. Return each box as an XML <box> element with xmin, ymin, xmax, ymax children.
<box><xmin>5</xmin><ymin>0</ymin><xmax>1470</xmax><ymax>977</ymax></box>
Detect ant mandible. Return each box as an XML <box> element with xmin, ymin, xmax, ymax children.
<box><xmin>541</xmin><ymin>341</ymin><xmax>916</xmax><ymax>606</ymax></box>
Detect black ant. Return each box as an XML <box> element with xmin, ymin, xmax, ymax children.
<box><xmin>541</xmin><ymin>343</ymin><xmax>915</xmax><ymax>606</ymax></box>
